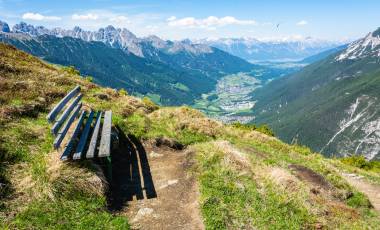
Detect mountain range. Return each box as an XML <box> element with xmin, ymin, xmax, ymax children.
<box><xmin>250</xmin><ymin>28</ymin><xmax>380</xmax><ymax>160</ymax></box>
<box><xmin>196</xmin><ymin>37</ymin><xmax>345</xmax><ymax>62</ymax></box>
<box><xmin>0</xmin><ymin>20</ymin><xmax>255</xmax><ymax>105</ymax></box>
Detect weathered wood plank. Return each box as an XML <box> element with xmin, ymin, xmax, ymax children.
<box><xmin>51</xmin><ymin>93</ymin><xmax>82</xmax><ymax>135</ymax></box>
<box><xmin>86</xmin><ymin>111</ymin><xmax>102</xmax><ymax>159</ymax></box>
<box><xmin>98</xmin><ymin>110</ymin><xmax>112</xmax><ymax>158</ymax></box>
<box><xmin>72</xmin><ymin>110</ymin><xmax>95</xmax><ymax>160</ymax></box>
<box><xmin>60</xmin><ymin>110</ymin><xmax>87</xmax><ymax>161</ymax></box>
<box><xmin>53</xmin><ymin>103</ymin><xmax>81</xmax><ymax>149</ymax></box>
<box><xmin>46</xmin><ymin>85</ymin><xmax>80</xmax><ymax>123</ymax></box>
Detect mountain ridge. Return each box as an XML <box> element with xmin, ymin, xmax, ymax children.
<box><xmin>0</xmin><ymin>20</ymin><xmax>255</xmax><ymax>105</ymax></box>
<box><xmin>194</xmin><ymin>36</ymin><xmax>346</xmax><ymax>62</ymax></box>
<box><xmin>250</xmin><ymin>28</ymin><xmax>380</xmax><ymax>160</ymax></box>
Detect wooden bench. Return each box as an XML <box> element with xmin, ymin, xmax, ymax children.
<box><xmin>46</xmin><ymin>85</ymin><xmax>113</xmax><ymax>161</ymax></box>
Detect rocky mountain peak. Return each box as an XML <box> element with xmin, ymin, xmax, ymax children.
<box><xmin>0</xmin><ymin>20</ymin><xmax>10</xmax><ymax>32</ymax></box>
<box><xmin>372</xmin><ymin>27</ymin><xmax>380</xmax><ymax>37</ymax></box>
<box><xmin>1</xmin><ymin>20</ymin><xmax>217</xmax><ymax>58</ymax></box>
<box><xmin>336</xmin><ymin>28</ymin><xmax>380</xmax><ymax>61</ymax></box>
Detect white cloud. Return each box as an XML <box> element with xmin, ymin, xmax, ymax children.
<box><xmin>72</xmin><ymin>13</ymin><xmax>99</xmax><ymax>20</ymax></box>
<box><xmin>22</xmin><ymin>12</ymin><xmax>61</xmax><ymax>21</ymax></box>
<box><xmin>109</xmin><ymin>15</ymin><xmax>130</xmax><ymax>24</ymax></box>
<box><xmin>166</xmin><ymin>16</ymin><xmax>176</xmax><ymax>22</ymax></box>
<box><xmin>167</xmin><ymin>16</ymin><xmax>256</xmax><ymax>28</ymax></box>
<box><xmin>296</xmin><ymin>20</ymin><xmax>308</xmax><ymax>26</ymax></box>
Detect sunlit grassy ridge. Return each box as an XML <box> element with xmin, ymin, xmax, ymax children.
<box><xmin>1</xmin><ymin>43</ymin><xmax>379</xmax><ymax>229</ymax></box>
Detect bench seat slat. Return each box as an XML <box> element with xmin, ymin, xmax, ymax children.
<box><xmin>60</xmin><ymin>111</ymin><xmax>87</xmax><ymax>161</ymax></box>
<box><xmin>86</xmin><ymin>111</ymin><xmax>102</xmax><ymax>159</ymax></box>
<box><xmin>47</xmin><ymin>86</ymin><xmax>81</xmax><ymax>123</ymax></box>
<box><xmin>51</xmin><ymin>94</ymin><xmax>83</xmax><ymax>135</ymax></box>
<box><xmin>72</xmin><ymin>110</ymin><xmax>95</xmax><ymax>160</ymax></box>
<box><xmin>53</xmin><ymin>103</ymin><xmax>81</xmax><ymax>149</ymax></box>
<box><xmin>98</xmin><ymin>111</ymin><xmax>112</xmax><ymax>158</ymax></box>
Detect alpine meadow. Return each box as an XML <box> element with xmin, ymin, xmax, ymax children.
<box><xmin>1</xmin><ymin>1</ymin><xmax>379</xmax><ymax>229</ymax></box>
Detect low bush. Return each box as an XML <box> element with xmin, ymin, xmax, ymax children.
<box><xmin>231</xmin><ymin>122</ymin><xmax>275</xmax><ymax>137</ymax></box>
<box><xmin>341</xmin><ymin>156</ymin><xmax>380</xmax><ymax>172</ymax></box>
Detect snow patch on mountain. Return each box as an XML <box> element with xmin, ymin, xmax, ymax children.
<box><xmin>194</xmin><ymin>37</ymin><xmax>345</xmax><ymax>61</ymax></box>
<box><xmin>322</xmin><ymin>95</ymin><xmax>380</xmax><ymax>160</ymax></box>
<box><xmin>336</xmin><ymin>28</ymin><xmax>380</xmax><ymax>61</ymax></box>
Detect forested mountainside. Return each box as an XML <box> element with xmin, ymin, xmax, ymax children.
<box><xmin>250</xmin><ymin>28</ymin><xmax>380</xmax><ymax>160</ymax></box>
<box><xmin>0</xmin><ymin>21</ymin><xmax>255</xmax><ymax>105</ymax></box>
<box><xmin>1</xmin><ymin>43</ymin><xmax>380</xmax><ymax>229</ymax></box>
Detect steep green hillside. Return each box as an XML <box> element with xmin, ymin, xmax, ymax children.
<box><xmin>1</xmin><ymin>43</ymin><xmax>379</xmax><ymax>229</ymax></box>
<box><xmin>0</xmin><ymin>33</ymin><xmax>213</xmax><ymax>105</ymax></box>
<box><xmin>0</xmin><ymin>32</ymin><xmax>255</xmax><ymax>106</ymax></box>
<box><xmin>250</xmin><ymin>30</ymin><xmax>380</xmax><ymax>160</ymax></box>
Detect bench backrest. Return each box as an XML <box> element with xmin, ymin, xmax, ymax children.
<box><xmin>46</xmin><ymin>85</ymin><xmax>112</xmax><ymax>161</ymax></box>
<box><xmin>46</xmin><ymin>86</ymin><xmax>81</xmax><ymax>122</ymax></box>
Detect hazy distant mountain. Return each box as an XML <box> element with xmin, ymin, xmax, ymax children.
<box><xmin>195</xmin><ymin>37</ymin><xmax>345</xmax><ymax>62</ymax></box>
<box><xmin>250</xmin><ymin>28</ymin><xmax>380</xmax><ymax>160</ymax></box>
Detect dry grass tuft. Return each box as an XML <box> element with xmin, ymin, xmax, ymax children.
<box><xmin>149</xmin><ymin>107</ymin><xmax>223</xmax><ymax>137</ymax></box>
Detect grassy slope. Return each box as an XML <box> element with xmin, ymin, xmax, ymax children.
<box><xmin>1</xmin><ymin>43</ymin><xmax>380</xmax><ymax>229</ymax></box>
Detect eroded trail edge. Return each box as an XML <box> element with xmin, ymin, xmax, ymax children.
<box><xmin>342</xmin><ymin>173</ymin><xmax>380</xmax><ymax>212</ymax></box>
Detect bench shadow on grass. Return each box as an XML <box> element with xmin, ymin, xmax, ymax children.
<box><xmin>107</xmin><ymin>126</ymin><xmax>157</xmax><ymax>211</ymax></box>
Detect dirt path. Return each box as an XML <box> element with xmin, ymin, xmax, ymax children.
<box><xmin>109</xmin><ymin>134</ymin><xmax>204</xmax><ymax>230</ymax></box>
<box><xmin>342</xmin><ymin>173</ymin><xmax>380</xmax><ymax>212</ymax></box>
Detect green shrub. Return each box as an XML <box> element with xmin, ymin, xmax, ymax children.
<box><xmin>62</xmin><ymin>66</ymin><xmax>80</xmax><ymax>75</ymax></box>
<box><xmin>347</xmin><ymin>192</ymin><xmax>372</xmax><ymax>208</ymax></box>
<box><xmin>119</xmin><ymin>88</ymin><xmax>128</xmax><ymax>96</ymax></box>
<box><xmin>84</xmin><ymin>76</ymin><xmax>93</xmax><ymax>82</ymax></box>
<box><xmin>142</xmin><ymin>97</ymin><xmax>159</xmax><ymax>112</ymax></box>
<box><xmin>231</xmin><ymin>122</ymin><xmax>275</xmax><ymax>137</ymax></box>
<box><xmin>341</xmin><ymin>156</ymin><xmax>380</xmax><ymax>172</ymax></box>
<box><xmin>255</xmin><ymin>124</ymin><xmax>275</xmax><ymax>137</ymax></box>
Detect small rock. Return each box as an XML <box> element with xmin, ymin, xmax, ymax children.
<box><xmin>150</xmin><ymin>151</ymin><xmax>163</xmax><ymax>158</ymax></box>
<box><xmin>159</xmin><ymin>179</ymin><xmax>179</xmax><ymax>189</ymax></box>
<box><xmin>95</xmin><ymin>93</ymin><xmax>110</xmax><ymax>100</ymax></box>
<box><xmin>168</xmin><ymin>179</ymin><xmax>178</xmax><ymax>186</ymax></box>
<box><xmin>155</xmin><ymin>137</ymin><xmax>184</xmax><ymax>150</ymax></box>
<box><xmin>133</xmin><ymin>207</ymin><xmax>154</xmax><ymax>222</ymax></box>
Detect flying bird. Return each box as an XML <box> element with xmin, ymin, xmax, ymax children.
<box><xmin>276</xmin><ymin>23</ymin><xmax>280</xmax><ymax>29</ymax></box>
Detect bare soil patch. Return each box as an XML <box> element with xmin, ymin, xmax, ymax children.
<box><xmin>108</xmin><ymin>132</ymin><xmax>203</xmax><ymax>230</ymax></box>
<box><xmin>288</xmin><ymin>164</ymin><xmax>332</xmax><ymax>190</ymax></box>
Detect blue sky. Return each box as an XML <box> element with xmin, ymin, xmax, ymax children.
<box><xmin>0</xmin><ymin>0</ymin><xmax>379</xmax><ymax>40</ymax></box>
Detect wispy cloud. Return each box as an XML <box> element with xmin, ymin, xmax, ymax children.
<box><xmin>72</xmin><ymin>13</ymin><xmax>99</xmax><ymax>20</ymax></box>
<box><xmin>167</xmin><ymin>16</ymin><xmax>256</xmax><ymax>29</ymax></box>
<box><xmin>296</xmin><ymin>20</ymin><xmax>308</xmax><ymax>26</ymax></box>
<box><xmin>109</xmin><ymin>15</ymin><xmax>130</xmax><ymax>24</ymax></box>
<box><xmin>22</xmin><ymin>12</ymin><xmax>61</xmax><ymax>21</ymax></box>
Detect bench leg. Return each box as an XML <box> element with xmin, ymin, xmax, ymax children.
<box><xmin>106</xmin><ymin>156</ymin><xmax>112</xmax><ymax>181</ymax></box>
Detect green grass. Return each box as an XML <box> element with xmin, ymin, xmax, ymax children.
<box><xmin>115</xmin><ymin>111</ymin><xmax>212</xmax><ymax>146</ymax></box>
<box><xmin>9</xmin><ymin>196</ymin><xmax>129</xmax><ymax>230</ymax></box>
<box><xmin>1</xmin><ymin>43</ymin><xmax>380</xmax><ymax>229</ymax></box>
<box><xmin>194</xmin><ymin>142</ymin><xmax>314</xmax><ymax>229</ymax></box>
